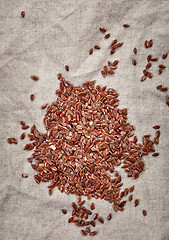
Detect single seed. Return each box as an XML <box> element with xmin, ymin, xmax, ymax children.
<box><xmin>123</xmin><ymin>24</ymin><xmax>130</xmax><ymax>28</ymax></box>
<box><xmin>134</xmin><ymin>199</ymin><xmax>139</xmax><ymax>207</ymax></box>
<box><xmin>141</xmin><ymin>75</ymin><xmax>147</xmax><ymax>82</ymax></box>
<box><xmin>90</xmin><ymin>231</ymin><xmax>98</xmax><ymax>236</ymax></box>
<box><xmin>93</xmin><ymin>213</ymin><xmax>98</xmax><ymax>220</ymax></box>
<box><xmin>98</xmin><ymin>216</ymin><xmax>104</xmax><ymax>224</ymax></box>
<box><xmin>162</xmin><ymin>53</ymin><xmax>168</xmax><ymax>59</ymax></box>
<box><xmin>65</xmin><ymin>65</ymin><xmax>69</xmax><ymax>71</ymax></box>
<box><xmin>142</xmin><ymin>210</ymin><xmax>147</xmax><ymax>216</ymax></box>
<box><xmin>90</xmin><ymin>203</ymin><xmax>95</xmax><ymax>210</ymax></box>
<box><xmin>21</xmin><ymin>173</ymin><xmax>28</xmax><ymax>178</ymax></box>
<box><xmin>68</xmin><ymin>217</ymin><xmax>74</xmax><ymax>223</ymax></box>
<box><xmin>21</xmin><ymin>125</ymin><xmax>29</xmax><ymax>130</ymax></box>
<box><xmin>30</xmin><ymin>75</ymin><xmax>39</xmax><ymax>81</ymax></box>
<box><xmin>89</xmin><ymin>48</ymin><xmax>93</xmax><ymax>55</ymax></box>
<box><xmin>147</xmin><ymin>55</ymin><xmax>152</xmax><ymax>62</ymax></box>
<box><xmin>104</xmin><ymin>33</ymin><xmax>110</xmax><ymax>39</ymax></box>
<box><xmin>20</xmin><ymin>121</ymin><xmax>25</xmax><ymax>126</ymax></box>
<box><xmin>41</xmin><ymin>103</ymin><xmax>48</xmax><ymax>109</ymax></box>
<box><xmin>152</xmin><ymin>152</ymin><xmax>159</xmax><ymax>157</ymax></box>
<box><xmin>159</xmin><ymin>68</ymin><xmax>163</xmax><ymax>75</ymax></box>
<box><xmin>148</xmin><ymin>39</ymin><xmax>153</xmax><ymax>48</ymax></box>
<box><xmin>81</xmin><ymin>230</ymin><xmax>88</xmax><ymax>236</ymax></box>
<box><xmin>153</xmin><ymin>125</ymin><xmax>160</xmax><ymax>129</ymax></box>
<box><xmin>146</xmin><ymin>62</ymin><xmax>151</xmax><ymax>69</ymax></box>
<box><xmin>99</xmin><ymin>27</ymin><xmax>106</xmax><ymax>33</ymax></box>
<box><xmin>151</xmin><ymin>57</ymin><xmax>158</xmax><ymax>61</ymax></box>
<box><xmin>61</xmin><ymin>209</ymin><xmax>67</xmax><ymax>214</ymax></box>
<box><xmin>21</xmin><ymin>11</ymin><xmax>25</xmax><ymax>18</ymax></box>
<box><xmin>147</xmin><ymin>72</ymin><xmax>153</xmax><ymax>78</ymax></box>
<box><xmin>132</xmin><ymin>59</ymin><xmax>137</xmax><ymax>66</ymax></box>
<box><xmin>30</xmin><ymin>94</ymin><xmax>35</xmax><ymax>101</ymax></box>
<box><xmin>161</xmin><ymin>87</ymin><xmax>168</xmax><ymax>92</ymax></box>
<box><xmin>128</xmin><ymin>194</ymin><xmax>133</xmax><ymax>201</ymax></box>
<box><xmin>86</xmin><ymin>227</ymin><xmax>91</xmax><ymax>233</ymax></box>
<box><xmin>133</xmin><ymin>47</ymin><xmax>137</xmax><ymax>54</ymax></box>
<box><xmin>159</xmin><ymin>64</ymin><xmax>166</xmax><ymax>69</ymax></box>
<box><xmin>157</xmin><ymin>85</ymin><xmax>162</xmax><ymax>90</ymax></box>
<box><xmin>110</xmin><ymin>48</ymin><xmax>115</xmax><ymax>55</ymax></box>
<box><xmin>143</xmin><ymin>70</ymin><xmax>147</xmax><ymax>76</ymax></box>
<box><xmin>94</xmin><ymin>45</ymin><xmax>100</xmax><ymax>50</ymax></box>
<box><xmin>129</xmin><ymin>185</ymin><xmax>135</xmax><ymax>192</ymax></box>
<box><xmin>20</xmin><ymin>133</ymin><xmax>25</xmax><ymax>140</ymax></box>
<box><xmin>107</xmin><ymin>213</ymin><xmax>112</xmax><ymax>220</ymax></box>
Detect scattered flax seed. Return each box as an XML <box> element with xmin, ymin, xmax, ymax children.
<box><xmin>162</xmin><ymin>53</ymin><xmax>168</xmax><ymax>59</ymax></box>
<box><xmin>89</xmin><ymin>48</ymin><xmax>93</xmax><ymax>55</ymax></box>
<box><xmin>30</xmin><ymin>75</ymin><xmax>39</xmax><ymax>81</ymax></box>
<box><xmin>90</xmin><ymin>231</ymin><xmax>98</xmax><ymax>236</ymax></box>
<box><xmin>161</xmin><ymin>87</ymin><xmax>168</xmax><ymax>92</ymax></box>
<box><xmin>93</xmin><ymin>213</ymin><xmax>98</xmax><ymax>220</ymax></box>
<box><xmin>20</xmin><ymin>133</ymin><xmax>26</xmax><ymax>140</ymax></box>
<box><xmin>123</xmin><ymin>24</ymin><xmax>130</xmax><ymax>28</ymax></box>
<box><xmin>21</xmin><ymin>125</ymin><xmax>29</xmax><ymax>130</ymax></box>
<box><xmin>142</xmin><ymin>210</ymin><xmax>147</xmax><ymax>216</ymax></box>
<box><xmin>107</xmin><ymin>213</ymin><xmax>112</xmax><ymax>220</ymax></box>
<box><xmin>157</xmin><ymin>85</ymin><xmax>162</xmax><ymax>90</ymax></box>
<box><xmin>147</xmin><ymin>55</ymin><xmax>152</xmax><ymax>62</ymax></box>
<box><xmin>133</xmin><ymin>48</ymin><xmax>137</xmax><ymax>54</ymax></box>
<box><xmin>159</xmin><ymin>68</ymin><xmax>163</xmax><ymax>75</ymax></box>
<box><xmin>152</xmin><ymin>152</ymin><xmax>159</xmax><ymax>157</ymax></box>
<box><xmin>145</xmin><ymin>40</ymin><xmax>148</xmax><ymax>48</ymax></box>
<box><xmin>147</xmin><ymin>72</ymin><xmax>153</xmax><ymax>78</ymax></box>
<box><xmin>159</xmin><ymin>64</ymin><xmax>166</xmax><ymax>69</ymax></box>
<box><xmin>146</xmin><ymin>62</ymin><xmax>151</xmax><ymax>70</ymax></box>
<box><xmin>90</xmin><ymin>203</ymin><xmax>95</xmax><ymax>210</ymax></box>
<box><xmin>21</xmin><ymin>173</ymin><xmax>28</xmax><ymax>178</ymax></box>
<box><xmin>30</xmin><ymin>94</ymin><xmax>35</xmax><ymax>101</ymax></box>
<box><xmin>141</xmin><ymin>76</ymin><xmax>147</xmax><ymax>82</ymax></box>
<box><xmin>81</xmin><ymin>230</ymin><xmax>88</xmax><ymax>236</ymax></box>
<box><xmin>153</xmin><ymin>125</ymin><xmax>160</xmax><ymax>129</ymax></box>
<box><xmin>128</xmin><ymin>194</ymin><xmax>133</xmax><ymax>201</ymax></box>
<box><xmin>98</xmin><ymin>216</ymin><xmax>104</xmax><ymax>224</ymax></box>
<box><xmin>151</xmin><ymin>57</ymin><xmax>158</xmax><ymax>61</ymax></box>
<box><xmin>132</xmin><ymin>59</ymin><xmax>137</xmax><ymax>66</ymax></box>
<box><xmin>41</xmin><ymin>103</ymin><xmax>48</xmax><ymax>109</ymax></box>
<box><xmin>99</xmin><ymin>27</ymin><xmax>106</xmax><ymax>33</ymax></box>
<box><xmin>21</xmin><ymin>11</ymin><xmax>25</xmax><ymax>18</ymax></box>
<box><xmin>86</xmin><ymin>227</ymin><xmax>91</xmax><ymax>233</ymax></box>
<box><xmin>65</xmin><ymin>65</ymin><xmax>69</xmax><ymax>71</ymax></box>
<box><xmin>148</xmin><ymin>39</ymin><xmax>153</xmax><ymax>48</ymax></box>
<box><xmin>94</xmin><ymin>45</ymin><xmax>100</xmax><ymax>50</ymax></box>
<box><xmin>134</xmin><ymin>199</ymin><xmax>139</xmax><ymax>207</ymax></box>
<box><xmin>110</xmin><ymin>48</ymin><xmax>115</xmax><ymax>55</ymax></box>
<box><xmin>104</xmin><ymin>33</ymin><xmax>110</xmax><ymax>39</ymax></box>
<box><xmin>20</xmin><ymin>121</ymin><xmax>25</xmax><ymax>126</ymax></box>
<box><xmin>129</xmin><ymin>185</ymin><xmax>135</xmax><ymax>192</ymax></box>
<box><xmin>62</xmin><ymin>209</ymin><xmax>67</xmax><ymax>214</ymax></box>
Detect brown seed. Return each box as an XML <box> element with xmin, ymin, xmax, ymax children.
<box><xmin>41</xmin><ymin>103</ymin><xmax>48</xmax><ymax>109</ymax></box>
<box><xmin>65</xmin><ymin>65</ymin><xmax>69</xmax><ymax>71</ymax></box>
<box><xmin>141</xmin><ymin>75</ymin><xmax>147</xmax><ymax>82</ymax></box>
<box><xmin>99</xmin><ymin>27</ymin><xmax>106</xmax><ymax>33</ymax></box>
<box><xmin>104</xmin><ymin>33</ymin><xmax>110</xmax><ymax>39</ymax></box>
<box><xmin>152</xmin><ymin>152</ymin><xmax>159</xmax><ymax>157</ymax></box>
<box><xmin>21</xmin><ymin>11</ymin><xmax>25</xmax><ymax>18</ymax></box>
<box><xmin>21</xmin><ymin>125</ymin><xmax>29</xmax><ymax>130</ymax></box>
<box><xmin>68</xmin><ymin>217</ymin><xmax>74</xmax><ymax>223</ymax></box>
<box><xmin>132</xmin><ymin>59</ymin><xmax>137</xmax><ymax>66</ymax></box>
<box><xmin>114</xmin><ymin>42</ymin><xmax>123</xmax><ymax>48</ymax></box>
<box><xmin>30</xmin><ymin>94</ymin><xmax>35</xmax><ymax>101</ymax></box>
<box><xmin>156</xmin><ymin>130</ymin><xmax>160</xmax><ymax>138</ymax></box>
<box><xmin>129</xmin><ymin>185</ymin><xmax>135</xmax><ymax>192</ymax></box>
<box><xmin>93</xmin><ymin>213</ymin><xmax>98</xmax><ymax>220</ymax></box>
<box><xmin>107</xmin><ymin>213</ymin><xmax>112</xmax><ymax>220</ymax></box>
<box><xmin>146</xmin><ymin>62</ymin><xmax>151</xmax><ymax>69</ymax></box>
<box><xmin>112</xmin><ymin>60</ymin><xmax>119</xmax><ymax>66</ymax></box>
<box><xmin>161</xmin><ymin>87</ymin><xmax>168</xmax><ymax>92</ymax></box>
<box><xmin>151</xmin><ymin>57</ymin><xmax>158</xmax><ymax>61</ymax></box>
<box><xmin>148</xmin><ymin>39</ymin><xmax>153</xmax><ymax>48</ymax></box>
<box><xmin>133</xmin><ymin>47</ymin><xmax>137</xmax><ymax>54</ymax></box>
<box><xmin>86</xmin><ymin>227</ymin><xmax>91</xmax><ymax>233</ymax></box>
<box><xmin>159</xmin><ymin>68</ymin><xmax>163</xmax><ymax>75</ymax></box>
<box><xmin>156</xmin><ymin>85</ymin><xmax>162</xmax><ymax>90</ymax></box>
<box><xmin>20</xmin><ymin>121</ymin><xmax>25</xmax><ymax>126</ymax></box>
<box><xmin>153</xmin><ymin>125</ymin><xmax>160</xmax><ymax>129</ymax></box>
<box><xmin>110</xmin><ymin>39</ymin><xmax>117</xmax><ymax>46</ymax></box>
<box><xmin>145</xmin><ymin>40</ymin><xmax>148</xmax><ymax>48</ymax></box>
<box><xmin>143</xmin><ymin>70</ymin><xmax>147</xmax><ymax>76</ymax></box>
<box><xmin>89</xmin><ymin>48</ymin><xmax>93</xmax><ymax>55</ymax></box>
<box><xmin>147</xmin><ymin>55</ymin><xmax>152</xmax><ymax>62</ymax></box>
<box><xmin>90</xmin><ymin>231</ymin><xmax>98</xmax><ymax>236</ymax></box>
<box><xmin>147</xmin><ymin>72</ymin><xmax>153</xmax><ymax>78</ymax></box>
<box><xmin>90</xmin><ymin>203</ymin><xmax>95</xmax><ymax>210</ymax></box>
<box><xmin>98</xmin><ymin>216</ymin><xmax>104</xmax><ymax>224</ymax></box>
<box><xmin>101</xmin><ymin>70</ymin><xmax>106</xmax><ymax>78</ymax></box>
<box><xmin>128</xmin><ymin>194</ymin><xmax>133</xmax><ymax>201</ymax></box>
<box><xmin>142</xmin><ymin>210</ymin><xmax>147</xmax><ymax>216</ymax></box>
<box><xmin>94</xmin><ymin>45</ymin><xmax>100</xmax><ymax>50</ymax></box>
<box><xmin>162</xmin><ymin>53</ymin><xmax>168</xmax><ymax>59</ymax></box>
<box><xmin>110</xmin><ymin>48</ymin><xmax>115</xmax><ymax>55</ymax></box>
<box><xmin>30</xmin><ymin>75</ymin><xmax>39</xmax><ymax>81</ymax></box>
<box><xmin>21</xmin><ymin>173</ymin><xmax>28</xmax><ymax>178</ymax></box>
<box><xmin>20</xmin><ymin>133</ymin><xmax>26</xmax><ymax>140</ymax></box>
<box><xmin>159</xmin><ymin>64</ymin><xmax>166</xmax><ymax>69</ymax></box>
<box><xmin>81</xmin><ymin>230</ymin><xmax>88</xmax><ymax>236</ymax></box>
<box><xmin>62</xmin><ymin>209</ymin><xmax>67</xmax><ymax>214</ymax></box>
<box><xmin>123</xmin><ymin>24</ymin><xmax>130</xmax><ymax>28</ymax></box>
<box><xmin>134</xmin><ymin>199</ymin><xmax>139</xmax><ymax>207</ymax></box>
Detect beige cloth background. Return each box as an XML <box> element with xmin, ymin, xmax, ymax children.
<box><xmin>0</xmin><ymin>0</ymin><xmax>169</xmax><ymax>239</ymax></box>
